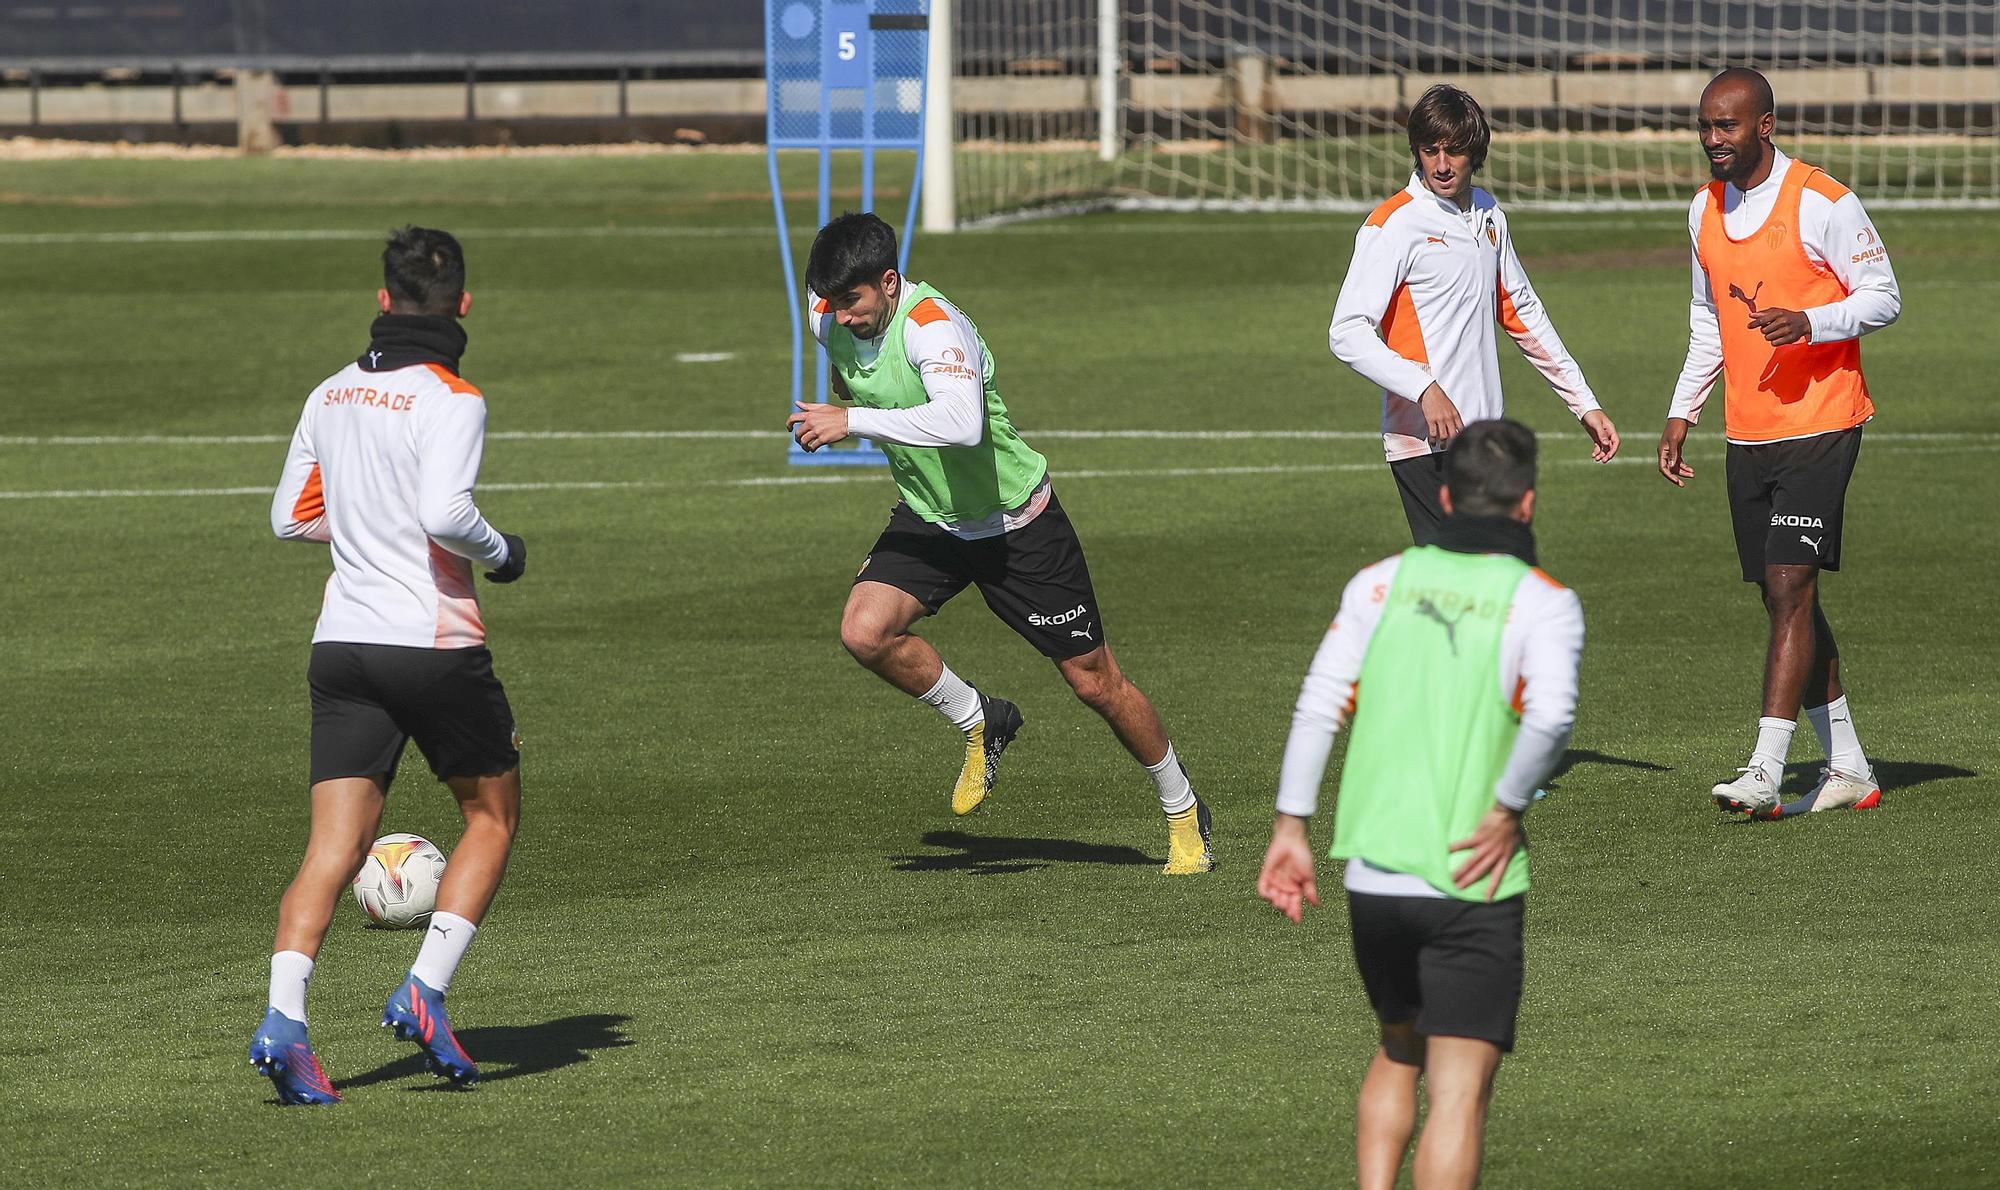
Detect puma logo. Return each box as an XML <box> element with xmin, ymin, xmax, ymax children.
<box><xmin>1414</xmin><ymin>596</ymin><xmax>1464</xmax><ymax>655</ymax></box>
<box><xmin>430</xmin><ymin>924</ymin><xmax>454</xmax><ymax>939</ymax></box>
<box><xmin>368</xmin><ymin>349</ymin><xmax>383</xmax><ymax>367</ymax></box>
<box><xmin>1800</xmin><ymin>534</ymin><xmax>1823</xmax><ymax>553</ymax></box>
<box><xmin>1069</xmin><ymin>622</ymin><xmax>1095</xmax><ymax>640</ymax></box>
<box><xmin>1425</xmin><ymin>235</ymin><xmax>1447</xmax><ymax>245</ymax></box>
<box><xmin>1728</xmin><ymin>280</ymin><xmax>1765</xmax><ymax>314</ymax></box>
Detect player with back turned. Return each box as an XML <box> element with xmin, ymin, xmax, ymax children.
<box><xmin>1658</xmin><ymin>68</ymin><xmax>1899</xmax><ymax>818</ymax></box>
<box><xmin>251</xmin><ymin>227</ymin><xmax>527</xmax><ymax>1105</ymax></box>
<box><xmin>1257</xmin><ymin>420</ymin><xmax>1584</xmax><ymax>1190</ymax></box>
<box><xmin>787</xmin><ymin>212</ymin><xmax>1214</xmax><ymax>875</ymax></box>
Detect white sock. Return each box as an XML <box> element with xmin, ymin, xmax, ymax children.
<box><xmin>919</xmin><ymin>664</ymin><xmax>985</xmax><ymax>733</ymax></box>
<box><xmin>269</xmin><ymin>950</ymin><xmax>313</xmax><ymax>1023</ymax></box>
<box><xmin>410</xmin><ymin>912</ymin><xmax>478</xmax><ymax>994</ymax></box>
<box><xmin>1147</xmin><ymin>744</ymin><xmax>1196</xmax><ymax>815</ymax></box>
<box><xmin>1750</xmin><ymin>717</ymin><xmax>1796</xmax><ymax>783</ymax></box>
<box><xmin>1805</xmin><ymin>696</ymin><xmax>1869</xmax><ymax>775</ymax></box>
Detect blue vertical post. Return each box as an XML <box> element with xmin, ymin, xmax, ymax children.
<box><xmin>766</xmin><ymin>0</ymin><xmax>930</xmax><ymax>467</ymax></box>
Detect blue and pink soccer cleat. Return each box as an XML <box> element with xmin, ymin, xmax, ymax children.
<box><xmin>382</xmin><ymin>972</ymin><xmax>479</xmax><ymax>1085</ymax></box>
<box><xmin>248</xmin><ymin>1007</ymin><xmax>341</xmax><ymax>1106</ymax></box>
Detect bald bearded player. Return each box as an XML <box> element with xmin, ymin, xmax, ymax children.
<box><xmin>1658</xmin><ymin>68</ymin><xmax>1901</xmax><ymax>820</ymax></box>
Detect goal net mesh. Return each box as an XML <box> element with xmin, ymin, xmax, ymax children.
<box><xmin>950</xmin><ymin>0</ymin><xmax>1998</xmax><ymax>225</ymax></box>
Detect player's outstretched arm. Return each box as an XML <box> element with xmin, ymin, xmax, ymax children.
<box><xmin>1581</xmin><ymin>411</ymin><xmax>1620</xmax><ymax>462</ymax></box>
<box><xmin>1495</xmin><ymin>211</ymin><xmax>1615</xmax><ymax>460</ymax></box>
<box><xmin>1657</xmin><ymin>417</ymin><xmax>1695</xmax><ymax>487</ymax></box>
<box><xmin>1258</xmin><ymin>813</ymin><xmax>1320</xmax><ymax>924</ymax></box>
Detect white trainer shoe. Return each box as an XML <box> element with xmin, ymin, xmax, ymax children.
<box><xmin>1790</xmin><ymin>766</ymin><xmax>1884</xmax><ymax>815</ymax></box>
<box><xmin>1711</xmin><ymin>766</ymin><xmax>1781</xmax><ymax>816</ymax></box>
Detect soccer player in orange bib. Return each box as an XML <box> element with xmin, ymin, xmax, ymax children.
<box><xmin>1657</xmin><ymin>69</ymin><xmax>1900</xmax><ymax>819</ymax></box>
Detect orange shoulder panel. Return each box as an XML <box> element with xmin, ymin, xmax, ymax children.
<box><xmin>1528</xmin><ymin>566</ymin><xmax>1567</xmax><ymax>591</ymax></box>
<box><xmin>1364</xmin><ymin>190</ymin><xmax>1415</xmax><ymax>228</ymax></box>
<box><xmin>422</xmin><ymin>361</ymin><xmax>483</xmax><ymax>399</ymax></box>
<box><xmin>907</xmin><ymin>297</ymin><xmax>950</xmax><ymax>327</ymax></box>
<box><xmin>1802</xmin><ymin>169</ymin><xmax>1852</xmax><ymax>203</ymax></box>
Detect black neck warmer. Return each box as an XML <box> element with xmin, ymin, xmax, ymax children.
<box><xmin>359</xmin><ymin>314</ymin><xmax>467</xmax><ymax>374</ymax></box>
<box><xmin>1433</xmin><ymin>514</ymin><xmax>1538</xmax><ymax>567</ymax></box>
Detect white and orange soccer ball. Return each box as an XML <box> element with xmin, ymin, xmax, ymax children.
<box><xmin>351</xmin><ymin>833</ymin><xmax>447</xmax><ymax>929</ymax></box>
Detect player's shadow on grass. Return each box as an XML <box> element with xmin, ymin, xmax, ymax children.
<box><xmin>339</xmin><ymin>1013</ymin><xmax>634</xmax><ymax>1092</ymax></box>
<box><xmin>890</xmin><ymin>830</ymin><xmax>1157</xmax><ymax>876</ymax></box>
<box><xmin>1777</xmin><ymin>758</ymin><xmax>1977</xmax><ymax>796</ymax></box>
<box><xmin>1549</xmin><ymin>748</ymin><xmax>1672</xmax><ymax>782</ymax></box>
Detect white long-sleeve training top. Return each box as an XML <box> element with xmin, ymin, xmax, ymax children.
<box><xmin>271</xmin><ymin>360</ymin><xmax>510</xmax><ymax>649</ymax></box>
<box><xmin>1276</xmin><ymin>551</ymin><xmax>1584</xmax><ymax>897</ymax></box>
<box><xmin>809</xmin><ymin>283</ymin><xmax>990</xmax><ymax>450</ymax></box>
<box><xmin>1668</xmin><ymin>148</ymin><xmax>1901</xmax><ymax>434</ymax></box>
<box><xmin>1329</xmin><ymin>173</ymin><xmax>1603</xmax><ymax>462</ymax></box>
<box><xmin>808</xmin><ymin>282</ymin><xmax>1052</xmax><ymax>539</ymax></box>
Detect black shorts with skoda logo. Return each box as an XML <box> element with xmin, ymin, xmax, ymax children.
<box><xmin>854</xmin><ymin>489</ymin><xmax>1106</xmax><ymax>659</ymax></box>
<box><xmin>1725</xmin><ymin>426</ymin><xmax>1863</xmax><ymax>582</ymax></box>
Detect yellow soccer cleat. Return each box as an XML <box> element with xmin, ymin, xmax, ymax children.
<box><xmin>1161</xmin><ymin>794</ymin><xmax>1214</xmax><ymax>875</ymax></box>
<box><xmin>951</xmin><ymin>693</ymin><xmax>1023</xmax><ymax>816</ymax></box>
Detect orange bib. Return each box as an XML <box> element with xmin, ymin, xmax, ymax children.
<box><xmin>1696</xmin><ymin>161</ymin><xmax>1873</xmax><ymax>442</ymax></box>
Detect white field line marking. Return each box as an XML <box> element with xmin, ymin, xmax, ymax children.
<box><xmin>0</xmin><ymin>220</ymin><xmax>1634</xmax><ymax>247</ymax></box>
<box><xmin>675</xmin><ymin>352</ymin><xmax>737</xmax><ymax>363</ymax></box>
<box><xmin>5</xmin><ymin>429</ymin><xmax>1994</xmax><ymax>448</ymax></box>
<box><xmin>728</xmin><ymin>462</ymin><xmax>1386</xmax><ymax>487</ymax></box>
<box><xmin>0</xmin><ymin>441</ymin><xmax>1990</xmax><ymax>502</ymax></box>
<box><xmin>0</xmin><ymin>480</ymin><xmax>655</xmax><ymax>501</ymax></box>
<box><xmin>0</xmin><ymin>226</ymin><xmax>772</xmax><ymax>246</ymax></box>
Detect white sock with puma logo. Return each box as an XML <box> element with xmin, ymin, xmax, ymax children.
<box><xmin>411</xmin><ymin>911</ymin><xmax>478</xmax><ymax>993</ymax></box>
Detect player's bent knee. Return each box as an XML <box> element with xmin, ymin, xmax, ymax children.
<box><xmin>1064</xmin><ymin>669</ymin><xmax>1121</xmax><ymax>708</ymax></box>
<box><xmin>838</xmin><ymin>617</ymin><xmax>896</xmax><ymax>667</ymax></box>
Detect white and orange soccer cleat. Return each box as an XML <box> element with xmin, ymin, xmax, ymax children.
<box><xmin>1711</xmin><ymin>766</ymin><xmax>1781</xmax><ymax>816</ymax></box>
<box><xmin>1763</xmin><ymin>767</ymin><xmax>1883</xmax><ymax>819</ymax></box>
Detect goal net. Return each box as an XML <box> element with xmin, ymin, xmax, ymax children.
<box><xmin>940</xmin><ymin>0</ymin><xmax>1999</xmax><ymax>226</ymax></box>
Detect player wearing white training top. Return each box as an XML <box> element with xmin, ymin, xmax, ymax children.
<box><xmin>250</xmin><ymin>227</ymin><xmax>525</xmax><ymax>1105</ymax></box>
<box><xmin>1657</xmin><ymin>68</ymin><xmax>1898</xmax><ymax>819</ymax></box>
<box><xmin>1329</xmin><ymin>84</ymin><xmax>1619</xmax><ymax>544</ymax></box>
<box><xmin>1258</xmin><ymin>420</ymin><xmax>1583</xmax><ymax>1190</ymax></box>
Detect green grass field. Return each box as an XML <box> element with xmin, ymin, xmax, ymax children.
<box><xmin>3</xmin><ymin>150</ymin><xmax>1998</xmax><ymax>1187</ymax></box>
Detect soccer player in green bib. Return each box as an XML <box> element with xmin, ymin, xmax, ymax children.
<box><xmin>1256</xmin><ymin>420</ymin><xmax>1584</xmax><ymax>1189</ymax></box>
<box><xmin>787</xmin><ymin>213</ymin><xmax>1213</xmax><ymax>875</ymax></box>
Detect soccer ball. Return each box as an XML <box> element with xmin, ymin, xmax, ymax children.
<box><xmin>351</xmin><ymin>833</ymin><xmax>446</xmax><ymax>929</ymax></box>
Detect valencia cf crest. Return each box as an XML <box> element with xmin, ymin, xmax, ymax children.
<box><xmin>1486</xmin><ymin>224</ymin><xmax>1498</xmax><ymax>247</ymax></box>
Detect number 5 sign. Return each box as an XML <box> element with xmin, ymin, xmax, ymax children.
<box><xmin>825</xmin><ymin>0</ymin><xmax>870</xmax><ymax>87</ymax></box>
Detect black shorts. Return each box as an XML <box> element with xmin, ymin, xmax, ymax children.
<box><xmin>854</xmin><ymin>490</ymin><xmax>1105</xmax><ymax>660</ymax></box>
<box><xmin>1348</xmin><ymin>892</ymin><xmax>1526</xmax><ymax>1052</ymax></box>
<box><xmin>1726</xmin><ymin>427</ymin><xmax>1863</xmax><ymax>582</ymax></box>
<box><xmin>308</xmin><ymin>642</ymin><xmax>519</xmax><ymax>786</ymax></box>
<box><xmin>1389</xmin><ymin>453</ymin><xmax>1446</xmax><ymax>546</ymax></box>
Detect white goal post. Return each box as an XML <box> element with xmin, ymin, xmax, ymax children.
<box><xmin>922</xmin><ymin>0</ymin><xmax>1999</xmax><ymax>229</ymax></box>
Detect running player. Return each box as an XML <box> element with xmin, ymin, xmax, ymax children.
<box><xmin>1657</xmin><ymin>68</ymin><xmax>1898</xmax><ymax>818</ymax></box>
<box><xmin>787</xmin><ymin>212</ymin><xmax>1213</xmax><ymax>875</ymax></box>
<box><xmin>1329</xmin><ymin>84</ymin><xmax>1619</xmax><ymax>544</ymax></box>
<box><xmin>251</xmin><ymin>227</ymin><xmax>526</xmax><ymax>1105</ymax></box>
<box><xmin>1257</xmin><ymin>419</ymin><xmax>1583</xmax><ymax>1190</ymax></box>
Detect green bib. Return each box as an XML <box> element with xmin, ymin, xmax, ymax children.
<box><xmin>1331</xmin><ymin>546</ymin><xmax>1531</xmax><ymax>901</ymax></box>
<box><xmin>826</xmin><ymin>281</ymin><xmax>1047</xmax><ymax>524</ymax></box>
